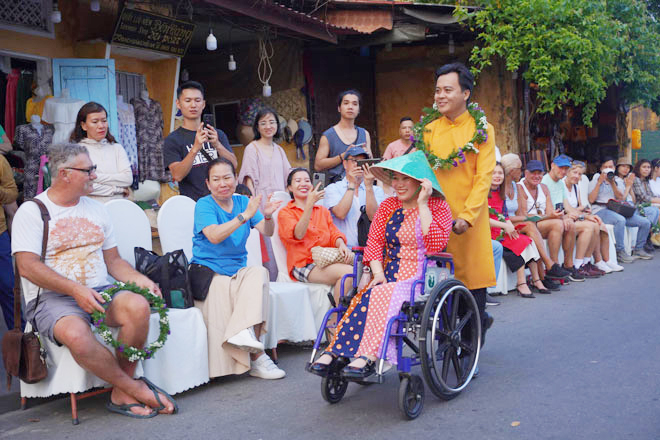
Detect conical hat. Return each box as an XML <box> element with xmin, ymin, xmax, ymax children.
<box><xmin>371</xmin><ymin>150</ymin><xmax>444</xmax><ymax>198</ymax></box>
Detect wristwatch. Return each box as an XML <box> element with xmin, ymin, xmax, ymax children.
<box><xmin>347</xmin><ymin>186</ymin><xmax>356</xmax><ymax>191</ymax></box>
<box><xmin>237</xmin><ymin>213</ymin><xmax>246</xmax><ymax>224</ymax></box>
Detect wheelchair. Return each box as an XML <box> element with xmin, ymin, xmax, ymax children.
<box><xmin>305</xmin><ymin>249</ymin><xmax>481</xmax><ymax>419</ymax></box>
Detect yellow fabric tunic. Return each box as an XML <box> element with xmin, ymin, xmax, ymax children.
<box><xmin>426</xmin><ymin>110</ymin><xmax>496</xmax><ymax>290</ymax></box>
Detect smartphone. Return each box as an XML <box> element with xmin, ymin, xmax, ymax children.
<box><xmin>356</xmin><ymin>158</ymin><xmax>382</xmax><ymax>167</ymax></box>
<box><xmin>555</xmin><ymin>202</ymin><xmax>564</xmax><ymax>212</ymax></box>
<box><xmin>312</xmin><ymin>172</ymin><xmax>325</xmax><ymax>190</ymax></box>
<box><xmin>202</xmin><ymin>113</ymin><xmax>214</xmax><ymax>128</ymax></box>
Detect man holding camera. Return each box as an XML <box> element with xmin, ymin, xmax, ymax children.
<box><xmin>323</xmin><ymin>146</ymin><xmax>386</xmax><ymax>248</ymax></box>
<box><xmin>589</xmin><ymin>157</ymin><xmax>653</xmax><ymax>262</ymax></box>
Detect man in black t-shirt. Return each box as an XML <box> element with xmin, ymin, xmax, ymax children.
<box><xmin>164</xmin><ymin>81</ymin><xmax>237</xmax><ymax>200</ymax></box>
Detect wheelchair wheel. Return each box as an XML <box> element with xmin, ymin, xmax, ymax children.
<box><xmin>420</xmin><ymin>279</ymin><xmax>481</xmax><ymax>401</ymax></box>
<box><xmin>398</xmin><ymin>374</ymin><xmax>424</xmax><ymax>420</ymax></box>
<box><xmin>321</xmin><ymin>375</ymin><xmax>348</xmax><ymax>404</ymax></box>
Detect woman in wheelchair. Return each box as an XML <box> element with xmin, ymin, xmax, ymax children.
<box><xmin>310</xmin><ymin>152</ymin><xmax>452</xmax><ymax>379</ymax></box>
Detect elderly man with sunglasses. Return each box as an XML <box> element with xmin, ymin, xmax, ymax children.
<box><xmin>11</xmin><ymin>143</ymin><xmax>177</xmax><ymax>419</ymax></box>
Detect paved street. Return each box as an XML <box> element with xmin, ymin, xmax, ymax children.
<box><xmin>1</xmin><ymin>258</ymin><xmax>659</xmax><ymax>440</ymax></box>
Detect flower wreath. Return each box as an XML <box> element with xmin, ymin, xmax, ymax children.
<box><xmin>412</xmin><ymin>102</ymin><xmax>488</xmax><ymax>170</ymax></box>
<box><xmin>91</xmin><ymin>282</ymin><xmax>170</xmax><ymax>362</ymax></box>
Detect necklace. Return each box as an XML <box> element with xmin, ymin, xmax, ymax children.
<box><xmin>413</xmin><ymin>102</ymin><xmax>488</xmax><ymax>170</ymax></box>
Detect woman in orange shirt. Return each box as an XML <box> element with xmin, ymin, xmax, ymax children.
<box><xmin>278</xmin><ymin>168</ymin><xmax>353</xmax><ymax>305</ymax></box>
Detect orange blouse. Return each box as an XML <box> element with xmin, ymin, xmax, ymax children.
<box><xmin>277</xmin><ymin>200</ymin><xmax>347</xmax><ymax>279</ymax></box>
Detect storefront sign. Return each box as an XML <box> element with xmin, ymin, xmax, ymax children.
<box><xmin>112</xmin><ymin>8</ymin><xmax>195</xmax><ymax>57</ymax></box>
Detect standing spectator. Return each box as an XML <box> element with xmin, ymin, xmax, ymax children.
<box><xmin>164</xmin><ymin>81</ymin><xmax>237</xmax><ymax>201</ymax></box>
<box><xmin>314</xmin><ymin>90</ymin><xmax>372</xmax><ymax>184</ymax></box>
<box><xmin>323</xmin><ymin>146</ymin><xmax>386</xmax><ymax>248</ymax></box>
<box><xmin>0</xmin><ymin>154</ymin><xmax>18</xmax><ymax>330</ymax></box>
<box><xmin>70</xmin><ymin>102</ymin><xmax>132</xmax><ymax>203</ymax></box>
<box><xmin>382</xmin><ymin>117</ymin><xmax>416</xmax><ymax>160</ymax></box>
<box><xmin>238</xmin><ymin>107</ymin><xmax>292</xmax><ymax>280</ymax></box>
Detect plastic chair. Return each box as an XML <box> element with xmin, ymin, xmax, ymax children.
<box><xmin>157</xmin><ymin>195</ymin><xmax>196</xmax><ymax>260</ymax></box>
<box><xmin>104</xmin><ymin>199</ymin><xmax>152</xmax><ymax>267</ymax></box>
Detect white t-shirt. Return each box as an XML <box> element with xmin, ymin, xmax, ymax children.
<box><xmin>11</xmin><ymin>190</ymin><xmax>116</xmax><ymax>304</ymax></box>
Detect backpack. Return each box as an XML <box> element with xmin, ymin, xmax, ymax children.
<box><xmin>134</xmin><ymin>247</ymin><xmax>193</xmax><ymax>308</ymax></box>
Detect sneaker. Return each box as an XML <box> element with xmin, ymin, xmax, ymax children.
<box><xmin>249</xmin><ymin>353</ymin><xmax>286</xmax><ymax>379</ymax></box>
<box><xmin>486</xmin><ymin>294</ymin><xmax>500</xmax><ymax>306</ymax></box>
<box><xmin>582</xmin><ymin>262</ymin><xmax>604</xmax><ymax>277</ymax></box>
<box><xmin>227</xmin><ymin>328</ymin><xmax>265</xmax><ymax>353</ymax></box>
<box><xmin>576</xmin><ymin>265</ymin><xmax>598</xmax><ymax>279</ymax></box>
<box><xmin>633</xmin><ymin>248</ymin><xmax>653</xmax><ymax>260</ymax></box>
<box><xmin>546</xmin><ymin>263</ymin><xmax>570</xmax><ymax>279</ymax></box>
<box><xmin>605</xmin><ymin>260</ymin><xmax>624</xmax><ymax>272</ymax></box>
<box><xmin>542</xmin><ymin>278</ymin><xmax>561</xmax><ymax>291</ymax></box>
<box><xmin>564</xmin><ymin>265</ymin><xmax>585</xmax><ymax>282</ymax></box>
<box><xmin>616</xmin><ymin>250</ymin><xmax>635</xmax><ymax>264</ymax></box>
<box><xmin>594</xmin><ymin>260</ymin><xmax>613</xmax><ymax>274</ymax></box>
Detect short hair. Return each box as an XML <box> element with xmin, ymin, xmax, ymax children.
<box><xmin>70</xmin><ymin>101</ymin><xmax>116</xmax><ymax>143</ymax></box>
<box><xmin>252</xmin><ymin>107</ymin><xmax>281</xmax><ymax>140</ymax></box>
<box><xmin>400</xmin><ymin>117</ymin><xmax>413</xmax><ymax>124</ymax></box>
<box><xmin>435</xmin><ymin>62</ymin><xmax>474</xmax><ymax>102</ymax></box>
<box><xmin>206</xmin><ymin>157</ymin><xmax>236</xmax><ymax>179</ymax></box>
<box><xmin>633</xmin><ymin>158</ymin><xmax>652</xmax><ymax>181</ymax></box>
<box><xmin>336</xmin><ymin>89</ymin><xmax>362</xmax><ymax>107</ymax></box>
<box><xmin>49</xmin><ymin>143</ymin><xmax>89</xmax><ymax>176</ymax></box>
<box><xmin>286</xmin><ymin>167</ymin><xmax>312</xmax><ymax>198</ymax></box>
<box><xmin>177</xmin><ymin>80</ymin><xmax>204</xmax><ymax>99</ymax></box>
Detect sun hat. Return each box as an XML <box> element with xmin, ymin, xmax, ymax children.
<box><xmin>370</xmin><ymin>150</ymin><xmax>444</xmax><ymax>198</ymax></box>
<box><xmin>616</xmin><ymin>157</ymin><xmax>632</xmax><ymax>167</ymax></box>
<box><xmin>552</xmin><ymin>154</ymin><xmax>572</xmax><ymax>168</ymax></box>
<box><xmin>526</xmin><ymin>160</ymin><xmax>544</xmax><ymax>172</ymax></box>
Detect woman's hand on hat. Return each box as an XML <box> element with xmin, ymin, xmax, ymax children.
<box><xmin>417</xmin><ymin>178</ymin><xmax>432</xmax><ymax>206</ymax></box>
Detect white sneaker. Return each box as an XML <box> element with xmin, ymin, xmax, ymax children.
<box><xmin>227</xmin><ymin>328</ymin><xmax>264</xmax><ymax>353</ymax></box>
<box><xmin>595</xmin><ymin>260</ymin><xmax>613</xmax><ymax>274</ymax></box>
<box><xmin>249</xmin><ymin>353</ymin><xmax>286</xmax><ymax>379</ymax></box>
<box><xmin>605</xmin><ymin>260</ymin><xmax>624</xmax><ymax>272</ymax></box>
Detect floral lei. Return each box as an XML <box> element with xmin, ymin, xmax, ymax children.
<box><xmin>412</xmin><ymin>102</ymin><xmax>488</xmax><ymax>170</ymax></box>
<box><xmin>91</xmin><ymin>282</ymin><xmax>170</xmax><ymax>362</ymax></box>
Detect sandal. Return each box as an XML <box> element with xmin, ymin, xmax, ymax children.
<box><xmin>341</xmin><ymin>356</ymin><xmax>376</xmax><ymax>380</ymax></box>
<box><xmin>516</xmin><ymin>282</ymin><xmax>535</xmax><ymax>299</ymax></box>
<box><xmin>308</xmin><ymin>352</ymin><xmax>337</xmax><ymax>377</ymax></box>
<box><xmin>530</xmin><ymin>279</ymin><xmax>551</xmax><ymax>294</ymax></box>
<box><xmin>138</xmin><ymin>377</ymin><xmax>179</xmax><ymax>414</ymax></box>
<box><xmin>106</xmin><ymin>401</ymin><xmax>158</xmax><ymax>419</ymax></box>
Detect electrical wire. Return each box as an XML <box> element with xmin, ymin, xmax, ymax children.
<box><xmin>257</xmin><ymin>29</ymin><xmax>274</xmax><ymax>86</ymax></box>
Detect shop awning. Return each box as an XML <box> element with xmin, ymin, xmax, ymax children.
<box><xmin>322</xmin><ymin>9</ymin><xmax>393</xmax><ymax>33</ymax></box>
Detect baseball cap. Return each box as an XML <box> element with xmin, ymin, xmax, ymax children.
<box><xmin>344</xmin><ymin>146</ymin><xmax>369</xmax><ymax>158</ymax></box>
<box><xmin>526</xmin><ymin>160</ymin><xmax>545</xmax><ymax>172</ymax></box>
<box><xmin>552</xmin><ymin>154</ymin><xmax>572</xmax><ymax>168</ymax></box>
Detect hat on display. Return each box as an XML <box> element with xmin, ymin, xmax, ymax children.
<box><xmin>344</xmin><ymin>146</ymin><xmax>369</xmax><ymax>158</ymax></box>
<box><xmin>297</xmin><ymin>119</ymin><xmax>313</xmax><ymax>145</ymax></box>
<box><xmin>526</xmin><ymin>160</ymin><xmax>545</xmax><ymax>172</ymax></box>
<box><xmin>552</xmin><ymin>154</ymin><xmax>572</xmax><ymax>167</ymax></box>
<box><xmin>287</xmin><ymin>119</ymin><xmax>298</xmax><ymax>137</ymax></box>
<box><xmin>370</xmin><ymin>150</ymin><xmax>444</xmax><ymax>198</ymax></box>
<box><xmin>277</xmin><ymin>115</ymin><xmax>287</xmax><ymax>133</ymax></box>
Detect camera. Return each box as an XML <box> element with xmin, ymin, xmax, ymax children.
<box><xmin>606</xmin><ymin>171</ymin><xmax>615</xmax><ymax>180</ymax></box>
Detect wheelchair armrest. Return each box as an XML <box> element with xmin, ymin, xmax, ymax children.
<box><xmin>425</xmin><ymin>252</ymin><xmax>453</xmax><ymax>264</ymax></box>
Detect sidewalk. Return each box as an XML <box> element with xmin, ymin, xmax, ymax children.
<box><xmin>0</xmin><ymin>316</ymin><xmax>22</xmax><ymax>414</ymax></box>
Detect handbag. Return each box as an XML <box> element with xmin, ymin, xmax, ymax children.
<box><xmin>606</xmin><ymin>199</ymin><xmax>635</xmax><ymax>218</ymax></box>
<box><xmin>187</xmin><ymin>263</ymin><xmax>216</xmax><ymax>301</ymax></box>
<box><xmin>357</xmin><ymin>206</ymin><xmax>371</xmax><ymax>247</ymax></box>
<box><xmin>311</xmin><ymin>246</ymin><xmax>354</xmax><ymax>268</ymax></box>
<box><xmin>1</xmin><ymin>199</ymin><xmax>50</xmax><ymax>389</ymax></box>
<box><xmin>134</xmin><ymin>247</ymin><xmax>194</xmax><ymax>308</ymax></box>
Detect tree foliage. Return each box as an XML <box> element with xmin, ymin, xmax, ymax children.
<box><xmin>453</xmin><ymin>0</ymin><xmax>660</xmax><ymax>124</ymax></box>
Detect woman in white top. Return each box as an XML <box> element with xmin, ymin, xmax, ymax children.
<box><xmin>70</xmin><ymin>102</ymin><xmax>132</xmax><ymax>203</ymax></box>
<box><xmin>563</xmin><ymin>161</ymin><xmax>619</xmax><ymax>273</ymax></box>
<box><xmin>650</xmin><ymin>159</ymin><xmax>660</xmax><ymax>197</ymax></box>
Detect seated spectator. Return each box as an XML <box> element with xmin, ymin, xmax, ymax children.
<box><xmin>632</xmin><ymin>159</ymin><xmax>660</xmax><ymax>252</ymax></box>
<box><xmin>542</xmin><ymin>154</ymin><xmax>594</xmax><ymax>280</ymax></box>
<box><xmin>649</xmin><ymin>158</ymin><xmax>660</xmax><ymax>197</ymax></box>
<box><xmin>588</xmin><ymin>157</ymin><xmax>652</xmax><ymax>262</ymax></box>
<box><xmin>238</xmin><ymin>107</ymin><xmax>292</xmax><ymax>280</ymax></box>
<box><xmin>278</xmin><ymin>168</ymin><xmax>353</xmax><ymax>305</ymax></box>
<box><xmin>70</xmin><ymin>102</ymin><xmax>132</xmax><ymax>203</ymax></box>
<box><xmin>12</xmin><ymin>142</ymin><xmax>176</xmax><ymax>418</ymax></box>
<box><xmin>0</xmin><ymin>154</ymin><xmax>18</xmax><ymax>330</ymax></box>
<box><xmin>382</xmin><ymin>117</ymin><xmax>416</xmax><ymax>160</ymax></box>
<box><xmin>309</xmin><ymin>151</ymin><xmax>452</xmax><ymax>378</ymax></box>
<box><xmin>563</xmin><ymin>161</ymin><xmax>620</xmax><ymax>273</ymax></box>
<box><xmin>516</xmin><ymin>160</ymin><xmax>571</xmax><ymax>283</ymax></box>
<box><xmin>190</xmin><ymin>158</ymin><xmax>285</xmax><ymax>380</ymax></box>
<box><xmin>323</xmin><ymin>146</ymin><xmax>386</xmax><ymax>248</ymax></box>
<box><xmin>489</xmin><ymin>163</ymin><xmax>547</xmax><ymax>297</ymax></box>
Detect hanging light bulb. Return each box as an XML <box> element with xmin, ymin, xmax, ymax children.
<box><xmin>51</xmin><ymin>2</ymin><xmax>62</xmax><ymax>23</ymax></box>
<box><xmin>228</xmin><ymin>54</ymin><xmax>237</xmax><ymax>71</ymax></box>
<box><xmin>448</xmin><ymin>35</ymin><xmax>455</xmax><ymax>54</ymax></box>
<box><xmin>262</xmin><ymin>82</ymin><xmax>272</xmax><ymax>97</ymax></box>
<box><xmin>206</xmin><ymin>30</ymin><xmax>217</xmax><ymax>51</ymax></box>
<box><xmin>90</xmin><ymin>0</ymin><xmax>100</xmax><ymax>12</ymax></box>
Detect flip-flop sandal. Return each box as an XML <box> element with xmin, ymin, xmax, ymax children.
<box><xmin>106</xmin><ymin>401</ymin><xmax>158</xmax><ymax>419</ymax></box>
<box><xmin>139</xmin><ymin>376</ymin><xmax>179</xmax><ymax>414</ymax></box>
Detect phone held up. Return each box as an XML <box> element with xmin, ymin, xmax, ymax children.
<box><xmin>356</xmin><ymin>158</ymin><xmax>382</xmax><ymax>168</ymax></box>
<box><xmin>202</xmin><ymin>113</ymin><xmax>214</xmax><ymax>128</ymax></box>
<box><xmin>312</xmin><ymin>172</ymin><xmax>325</xmax><ymax>190</ymax></box>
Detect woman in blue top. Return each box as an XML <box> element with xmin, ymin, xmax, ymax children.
<box><xmin>191</xmin><ymin>158</ymin><xmax>285</xmax><ymax>380</ymax></box>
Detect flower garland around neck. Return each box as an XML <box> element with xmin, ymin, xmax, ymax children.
<box><xmin>91</xmin><ymin>282</ymin><xmax>170</xmax><ymax>362</ymax></box>
<box><xmin>412</xmin><ymin>102</ymin><xmax>488</xmax><ymax>170</ymax></box>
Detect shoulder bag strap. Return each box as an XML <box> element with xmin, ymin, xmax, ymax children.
<box><xmin>26</xmin><ymin>198</ymin><xmax>50</xmax><ymax>331</ymax></box>
<box><xmin>12</xmin><ymin>261</ymin><xmax>21</xmax><ymax>331</ymax></box>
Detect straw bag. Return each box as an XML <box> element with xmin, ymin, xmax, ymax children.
<box><xmin>311</xmin><ymin>246</ymin><xmax>354</xmax><ymax>268</ymax></box>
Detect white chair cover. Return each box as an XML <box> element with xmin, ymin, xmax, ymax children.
<box><xmin>105</xmin><ymin>199</ymin><xmax>152</xmax><ymax>267</ymax></box>
<box><xmin>157</xmin><ymin>195</ymin><xmax>196</xmax><ymax>260</ymax></box>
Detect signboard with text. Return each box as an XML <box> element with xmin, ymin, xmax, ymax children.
<box><xmin>112</xmin><ymin>8</ymin><xmax>195</xmax><ymax>57</ymax></box>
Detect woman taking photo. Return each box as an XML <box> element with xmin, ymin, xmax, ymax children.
<box><xmin>70</xmin><ymin>102</ymin><xmax>132</xmax><ymax>202</ymax></box>
<box><xmin>278</xmin><ymin>168</ymin><xmax>353</xmax><ymax>306</ymax></box>
<box><xmin>238</xmin><ymin>107</ymin><xmax>292</xmax><ymax>280</ymax></box>
<box><xmin>309</xmin><ymin>151</ymin><xmax>452</xmax><ymax>379</ymax></box>
<box><xmin>191</xmin><ymin>158</ymin><xmax>285</xmax><ymax>380</ymax></box>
